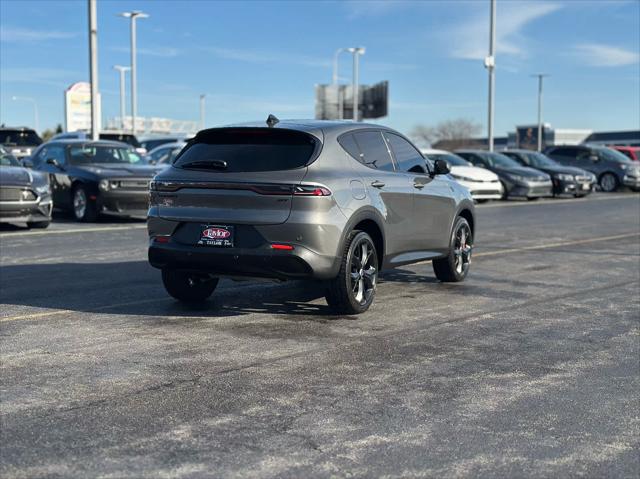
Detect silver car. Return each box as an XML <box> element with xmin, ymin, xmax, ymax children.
<box><xmin>148</xmin><ymin>118</ymin><xmax>476</xmax><ymax>314</ymax></box>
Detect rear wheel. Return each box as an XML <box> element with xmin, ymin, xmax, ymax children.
<box><xmin>325</xmin><ymin>231</ymin><xmax>378</xmax><ymax>315</ymax></box>
<box><xmin>599</xmin><ymin>172</ymin><xmax>619</xmax><ymax>193</ymax></box>
<box><xmin>433</xmin><ymin>216</ymin><xmax>473</xmax><ymax>282</ymax></box>
<box><xmin>26</xmin><ymin>221</ymin><xmax>50</xmax><ymax>229</ymax></box>
<box><xmin>162</xmin><ymin>269</ymin><xmax>219</xmax><ymax>303</ymax></box>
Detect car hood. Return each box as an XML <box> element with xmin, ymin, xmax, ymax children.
<box><xmin>450</xmin><ymin>165</ymin><xmax>499</xmax><ymax>181</ymax></box>
<box><xmin>0</xmin><ymin>166</ymin><xmax>33</xmax><ymax>186</ymax></box>
<box><xmin>495</xmin><ymin>165</ymin><xmax>548</xmax><ymax>179</ymax></box>
<box><xmin>75</xmin><ymin>163</ymin><xmax>163</xmax><ymax>178</ymax></box>
<box><xmin>534</xmin><ymin>165</ymin><xmax>588</xmax><ymax>176</ymax></box>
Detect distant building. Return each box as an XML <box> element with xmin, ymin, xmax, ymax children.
<box><xmin>582</xmin><ymin>130</ymin><xmax>640</xmax><ymax>147</ymax></box>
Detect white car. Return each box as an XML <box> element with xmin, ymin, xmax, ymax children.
<box><xmin>422</xmin><ymin>149</ymin><xmax>504</xmax><ymax>202</ymax></box>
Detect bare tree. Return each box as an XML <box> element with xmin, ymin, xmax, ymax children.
<box><xmin>411</xmin><ymin>118</ymin><xmax>482</xmax><ymax>150</ymax></box>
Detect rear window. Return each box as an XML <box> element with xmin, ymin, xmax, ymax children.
<box><xmin>100</xmin><ymin>133</ymin><xmax>141</xmax><ymax>148</ymax></box>
<box><xmin>0</xmin><ymin>129</ymin><xmax>42</xmax><ymax>146</ymax></box>
<box><xmin>174</xmin><ymin>128</ymin><xmax>319</xmax><ymax>172</ymax></box>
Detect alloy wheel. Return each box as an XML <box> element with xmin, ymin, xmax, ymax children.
<box><xmin>73</xmin><ymin>188</ymin><xmax>87</xmax><ymax>220</ymax></box>
<box><xmin>600</xmin><ymin>173</ymin><xmax>617</xmax><ymax>192</ymax></box>
<box><xmin>453</xmin><ymin>222</ymin><xmax>473</xmax><ymax>275</ymax></box>
<box><xmin>349</xmin><ymin>237</ymin><xmax>377</xmax><ymax>306</ymax></box>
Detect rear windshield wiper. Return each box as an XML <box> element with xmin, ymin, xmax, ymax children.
<box><xmin>180</xmin><ymin>160</ymin><xmax>228</xmax><ymax>170</ymax></box>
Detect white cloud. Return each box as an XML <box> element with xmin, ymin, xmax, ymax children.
<box><xmin>572</xmin><ymin>43</ymin><xmax>640</xmax><ymax>67</ymax></box>
<box><xmin>205</xmin><ymin>47</ymin><xmax>330</xmax><ymax>68</ymax></box>
<box><xmin>111</xmin><ymin>46</ymin><xmax>180</xmax><ymax>57</ymax></box>
<box><xmin>0</xmin><ymin>26</ymin><xmax>77</xmax><ymax>43</ymax></box>
<box><xmin>343</xmin><ymin>0</ymin><xmax>413</xmax><ymax>19</ymax></box>
<box><xmin>448</xmin><ymin>2</ymin><xmax>562</xmax><ymax>60</ymax></box>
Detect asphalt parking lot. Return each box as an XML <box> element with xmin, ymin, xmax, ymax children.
<box><xmin>1</xmin><ymin>193</ymin><xmax>639</xmax><ymax>478</ymax></box>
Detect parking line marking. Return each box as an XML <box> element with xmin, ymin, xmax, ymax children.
<box><xmin>1</xmin><ymin>231</ymin><xmax>638</xmax><ymax>324</ymax></box>
<box><xmin>478</xmin><ymin>193</ymin><xmax>639</xmax><ymax>208</ymax></box>
<box><xmin>0</xmin><ymin>224</ymin><xmax>147</xmax><ymax>238</ymax></box>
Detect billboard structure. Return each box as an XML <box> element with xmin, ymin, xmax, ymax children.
<box><xmin>64</xmin><ymin>82</ymin><xmax>101</xmax><ymax>132</ymax></box>
<box><xmin>315</xmin><ymin>81</ymin><xmax>388</xmax><ymax>120</ymax></box>
<box><xmin>515</xmin><ymin>124</ymin><xmax>551</xmax><ymax>150</ymax></box>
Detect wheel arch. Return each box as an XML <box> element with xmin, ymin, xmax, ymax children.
<box><xmin>339</xmin><ymin>208</ymin><xmax>386</xmax><ymax>270</ymax></box>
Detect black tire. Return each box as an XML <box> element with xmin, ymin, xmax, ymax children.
<box><xmin>161</xmin><ymin>269</ymin><xmax>219</xmax><ymax>303</ymax></box>
<box><xmin>26</xmin><ymin>221</ymin><xmax>50</xmax><ymax>229</ymax></box>
<box><xmin>433</xmin><ymin>216</ymin><xmax>473</xmax><ymax>282</ymax></box>
<box><xmin>325</xmin><ymin>230</ymin><xmax>378</xmax><ymax>315</ymax></box>
<box><xmin>527</xmin><ymin>197</ymin><xmax>539</xmax><ymax>201</ymax></box>
<box><xmin>500</xmin><ymin>182</ymin><xmax>509</xmax><ymax>200</ymax></box>
<box><xmin>72</xmin><ymin>185</ymin><xmax>98</xmax><ymax>222</ymax></box>
<box><xmin>475</xmin><ymin>199</ymin><xmax>489</xmax><ymax>204</ymax></box>
<box><xmin>598</xmin><ymin>172</ymin><xmax>619</xmax><ymax>193</ymax></box>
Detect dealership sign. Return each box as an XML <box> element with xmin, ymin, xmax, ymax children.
<box><xmin>64</xmin><ymin>82</ymin><xmax>101</xmax><ymax>132</ymax></box>
<box><xmin>315</xmin><ymin>81</ymin><xmax>388</xmax><ymax>120</ymax></box>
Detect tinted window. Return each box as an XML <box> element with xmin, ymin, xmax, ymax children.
<box><xmin>142</xmin><ymin>138</ymin><xmax>178</xmax><ymax>151</ymax></box>
<box><xmin>484</xmin><ymin>152</ymin><xmax>521</xmax><ymax>168</ymax></box>
<box><xmin>338</xmin><ymin>133</ymin><xmax>361</xmax><ymax>160</ymax></box>
<box><xmin>45</xmin><ymin>145</ymin><xmax>66</xmax><ymax>165</ymax></box>
<box><xmin>174</xmin><ymin>128</ymin><xmax>318</xmax><ymax>172</ymax></box>
<box><xmin>384</xmin><ymin>133</ymin><xmax>426</xmax><ymax>173</ymax></box>
<box><xmin>0</xmin><ymin>129</ymin><xmax>42</xmax><ymax>146</ymax></box>
<box><xmin>596</xmin><ymin>147</ymin><xmax>633</xmax><ymax>163</ymax></box>
<box><xmin>352</xmin><ymin>131</ymin><xmax>395</xmax><ymax>172</ymax></box>
<box><xmin>548</xmin><ymin>147</ymin><xmax>580</xmax><ymax>158</ymax></box>
<box><xmin>99</xmin><ymin>133</ymin><xmax>141</xmax><ymax>148</ymax></box>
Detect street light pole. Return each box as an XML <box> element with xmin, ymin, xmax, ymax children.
<box><xmin>11</xmin><ymin>96</ymin><xmax>39</xmax><ymax>133</ymax></box>
<box><xmin>531</xmin><ymin>73</ymin><xmax>549</xmax><ymax>152</ymax></box>
<box><xmin>349</xmin><ymin>47</ymin><xmax>365</xmax><ymax>122</ymax></box>
<box><xmin>199</xmin><ymin>94</ymin><xmax>206</xmax><ymax>130</ymax></box>
<box><xmin>88</xmin><ymin>0</ymin><xmax>99</xmax><ymax>140</ymax></box>
<box><xmin>113</xmin><ymin>66</ymin><xmax>130</xmax><ymax>131</ymax></box>
<box><xmin>119</xmin><ymin>10</ymin><xmax>148</xmax><ymax>136</ymax></box>
<box><xmin>485</xmin><ymin>0</ymin><xmax>496</xmax><ymax>151</ymax></box>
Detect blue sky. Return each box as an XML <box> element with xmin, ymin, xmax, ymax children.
<box><xmin>1</xmin><ymin>0</ymin><xmax>639</xmax><ymax>137</ymax></box>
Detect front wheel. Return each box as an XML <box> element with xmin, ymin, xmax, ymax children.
<box><xmin>599</xmin><ymin>173</ymin><xmax>619</xmax><ymax>193</ymax></box>
<box><xmin>433</xmin><ymin>216</ymin><xmax>473</xmax><ymax>282</ymax></box>
<box><xmin>72</xmin><ymin>185</ymin><xmax>97</xmax><ymax>222</ymax></box>
<box><xmin>325</xmin><ymin>231</ymin><xmax>378</xmax><ymax>315</ymax></box>
<box><xmin>162</xmin><ymin>269</ymin><xmax>219</xmax><ymax>303</ymax></box>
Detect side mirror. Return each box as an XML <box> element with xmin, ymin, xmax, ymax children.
<box><xmin>46</xmin><ymin>158</ymin><xmax>63</xmax><ymax>169</ymax></box>
<box><xmin>433</xmin><ymin>158</ymin><xmax>451</xmax><ymax>175</ymax></box>
<box><xmin>22</xmin><ymin>158</ymin><xmax>34</xmax><ymax>168</ymax></box>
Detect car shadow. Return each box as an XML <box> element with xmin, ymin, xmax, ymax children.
<box><xmin>1</xmin><ymin>261</ymin><xmax>442</xmax><ymax>321</ymax></box>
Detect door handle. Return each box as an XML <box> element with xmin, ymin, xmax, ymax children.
<box><xmin>371</xmin><ymin>180</ymin><xmax>385</xmax><ymax>189</ymax></box>
<box><xmin>413</xmin><ymin>182</ymin><xmax>426</xmax><ymax>190</ymax></box>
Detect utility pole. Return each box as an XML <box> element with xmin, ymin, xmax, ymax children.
<box><xmin>199</xmin><ymin>94</ymin><xmax>206</xmax><ymax>130</ymax></box>
<box><xmin>113</xmin><ymin>66</ymin><xmax>130</xmax><ymax>131</ymax></box>
<box><xmin>119</xmin><ymin>11</ymin><xmax>148</xmax><ymax>135</ymax></box>
<box><xmin>485</xmin><ymin>0</ymin><xmax>496</xmax><ymax>151</ymax></box>
<box><xmin>350</xmin><ymin>47</ymin><xmax>365</xmax><ymax>122</ymax></box>
<box><xmin>88</xmin><ymin>0</ymin><xmax>99</xmax><ymax>140</ymax></box>
<box><xmin>531</xmin><ymin>73</ymin><xmax>549</xmax><ymax>152</ymax></box>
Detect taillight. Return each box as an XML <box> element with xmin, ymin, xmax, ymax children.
<box><xmin>293</xmin><ymin>185</ymin><xmax>331</xmax><ymax>196</ymax></box>
<box><xmin>153</xmin><ymin>235</ymin><xmax>170</xmax><ymax>243</ymax></box>
<box><xmin>271</xmin><ymin>244</ymin><xmax>294</xmax><ymax>251</ymax></box>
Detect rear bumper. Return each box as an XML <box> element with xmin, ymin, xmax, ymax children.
<box><xmin>148</xmin><ymin>240</ymin><xmax>337</xmax><ymax>280</ymax></box>
<box><xmin>554</xmin><ymin>178</ymin><xmax>594</xmax><ymax>195</ymax></box>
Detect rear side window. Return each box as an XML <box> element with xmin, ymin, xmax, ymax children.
<box><xmin>174</xmin><ymin>128</ymin><xmax>319</xmax><ymax>172</ymax></box>
<box><xmin>348</xmin><ymin>131</ymin><xmax>395</xmax><ymax>172</ymax></box>
<box><xmin>384</xmin><ymin>133</ymin><xmax>426</xmax><ymax>173</ymax></box>
<box><xmin>548</xmin><ymin>147</ymin><xmax>580</xmax><ymax>158</ymax></box>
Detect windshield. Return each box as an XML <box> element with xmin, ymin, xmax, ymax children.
<box><xmin>522</xmin><ymin>152</ymin><xmax>558</xmax><ymax>168</ymax></box>
<box><xmin>428</xmin><ymin>153</ymin><xmax>471</xmax><ymax>167</ymax></box>
<box><xmin>0</xmin><ymin>150</ymin><xmax>21</xmax><ymax>167</ymax></box>
<box><xmin>485</xmin><ymin>152</ymin><xmax>521</xmax><ymax>168</ymax></box>
<box><xmin>596</xmin><ymin>147</ymin><xmax>633</xmax><ymax>163</ymax></box>
<box><xmin>0</xmin><ymin>130</ymin><xmax>43</xmax><ymax>146</ymax></box>
<box><xmin>68</xmin><ymin>145</ymin><xmax>145</xmax><ymax>165</ymax></box>
<box><xmin>174</xmin><ymin>128</ymin><xmax>318</xmax><ymax>172</ymax></box>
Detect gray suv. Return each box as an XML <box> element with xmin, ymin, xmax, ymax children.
<box><xmin>545</xmin><ymin>145</ymin><xmax>640</xmax><ymax>192</ymax></box>
<box><xmin>147</xmin><ymin>119</ymin><xmax>475</xmax><ymax>314</ymax></box>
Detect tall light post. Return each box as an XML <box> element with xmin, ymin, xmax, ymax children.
<box><xmin>88</xmin><ymin>0</ymin><xmax>99</xmax><ymax>140</ymax></box>
<box><xmin>531</xmin><ymin>73</ymin><xmax>549</xmax><ymax>152</ymax></box>
<box><xmin>113</xmin><ymin>65</ymin><xmax>130</xmax><ymax>131</ymax></box>
<box><xmin>333</xmin><ymin>47</ymin><xmax>348</xmax><ymax>120</ymax></box>
<box><xmin>485</xmin><ymin>0</ymin><xmax>496</xmax><ymax>151</ymax></box>
<box><xmin>12</xmin><ymin>96</ymin><xmax>38</xmax><ymax>133</ymax></box>
<box><xmin>119</xmin><ymin>10</ymin><xmax>148</xmax><ymax>136</ymax></box>
<box><xmin>348</xmin><ymin>47</ymin><xmax>365</xmax><ymax>122</ymax></box>
<box><xmin>199</xmin><ymin>94</ymin><xmax>206</xmax><ymax>130</ymax></box>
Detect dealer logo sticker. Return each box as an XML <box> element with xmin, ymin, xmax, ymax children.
<box><xmin>198</xmin><ymin>225</ymin><xmax>234</xmax><ymax>247</ymax></box>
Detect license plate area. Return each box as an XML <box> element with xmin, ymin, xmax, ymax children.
<box><xmin>198</xmin><ymin>225</ymin><xmax>234</xmax><ymax>247</ymax></box>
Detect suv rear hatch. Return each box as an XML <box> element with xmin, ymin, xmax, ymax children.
<box><xmin>154</xmin><ymin>127</ymin><xmax>322</xmax><ymax>225</ymax></box>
